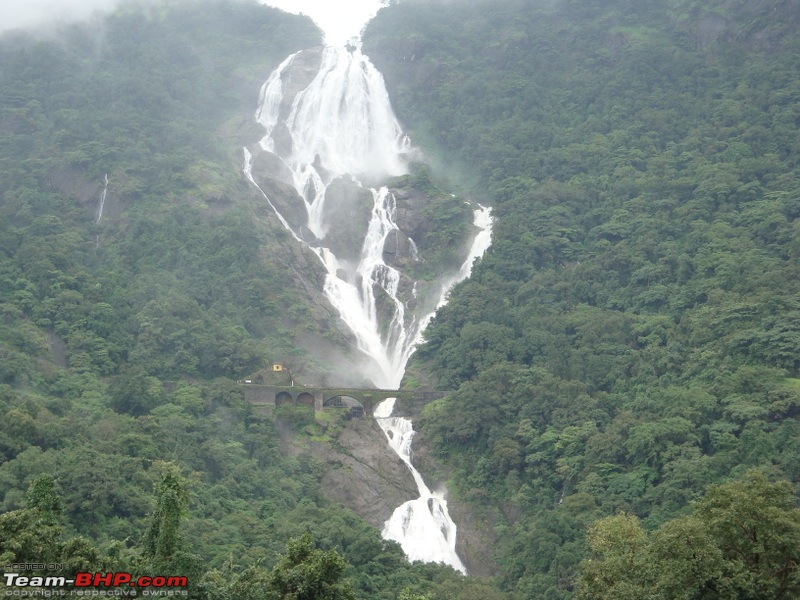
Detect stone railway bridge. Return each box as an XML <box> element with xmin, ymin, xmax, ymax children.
<box><xmin>241</xmin><ymin>384</ymin><xmax>449</xmax><ymax>417</ymax></box>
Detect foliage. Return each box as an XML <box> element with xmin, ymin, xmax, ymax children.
<box><xmin>25</xmin><ymin>474</ymin><xmax>62</xmax><ymax>525</ymax></box>
<box><xmin>364</xmin><ymin>0</ymin><xmax>800</xmax><ymax>596</ymax></box>
<box><xmin>268</xmin><ymin>533</ymin><xmax>356</xmax><ymax>600</ymax></box>
<box><xmin>144</xmin><ymin>465</ymin><xmax>189</xmax><ymax>564</ymax></box>
<box><xmin>2</xmin><ymin>0</ymin><xmax>799</xmax><ymax>597</ymax></box>
<box><xmin>0</xmin><ymin>5</ymin><xmax>522</xmax><ymax>598</ymax></box>
<box><xmin>0</xmin><ymin>478</ymin><xmax>118</xmax><ymax>578</ymax></box>
<box><xmin>576</xmin><ymin>472</ymin><xmax>800</xmax><ymax>600</ymax></box>
<box><xmin>0</xmin><ymin>0</ymin><xmax>325</xmax><ymax>385</ymax></box>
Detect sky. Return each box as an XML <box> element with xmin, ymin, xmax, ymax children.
<box><xmin>0</xmin><ymin>0</ymin><xmax>387</xmax><ymax>44</ymax></box>
<box><xmin>260</xmin><ymin>0</ymin><xmax>385</xmax><ymax>45</ymax></box>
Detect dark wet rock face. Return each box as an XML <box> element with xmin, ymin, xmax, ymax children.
<box><xmin>320</xmin><ymin>420</ymin><xmax>419</xmax><ymax>527</ymax></box>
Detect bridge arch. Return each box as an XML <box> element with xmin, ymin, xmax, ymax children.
<box><xmin>324</xmin><ymin>395</ymin><xmax>365</xmax><ymax>418</ymax></box>
<box><xmin>241</xmin><ymin>383</ymin><xmax>451</xmax><ymax>415</ymax></box>
<box><xmin>275</xmin><ymin>391</ymin><xmax>293</xmax><ymax>406</ymax></box>
<box><xmin>296</xmin><ymin>392</ymin><xmax>315</xmax><ymax>407</ymax></box>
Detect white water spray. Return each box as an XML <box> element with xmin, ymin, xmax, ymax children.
<box><xmin>244</xmin><ymin>40</ymin><xmax>492</xmax><ymax>572</ymax></box>
<box><xmin>96</xmin><ymin>173</ymin><xmax>108</xmax><ymax>223</ymax></box>
<box><xmin>374</xmin><ymin>398</ymin><xmax>467</xmax><ymax>573</ymax></box>
<box><xmin>247</xmin><ymin>44</ymin><xmax>423</xmax><ymax>387</ymax></box>
<box><xmin>95</xmin><ymin>173</ymin><xmax>109</xmax><ymax>248</ymax></box>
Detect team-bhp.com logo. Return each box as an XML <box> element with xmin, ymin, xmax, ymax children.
<box><xmin>3</xmin><ymin>570</ymin><xmax>187</xmax><ymax>596</ymax></box>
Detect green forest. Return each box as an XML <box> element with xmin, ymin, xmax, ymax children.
<box><xmin>364</xmin><ymin>0</ymin><xmax>800</xmax><ymax>597</ymax></box>
<box><xmin>1</xmin><ymin>0</ymin><xmax>799</xmax><ymax>598</ymax></box>
<box><xmin>0</xmin><ymin>2</ymin><xmax>493</xmax><ymax>598</ymax></box>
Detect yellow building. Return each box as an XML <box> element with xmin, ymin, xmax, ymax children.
<box><xmin>272</xmin><ymin>364</ymin><xmax>284</xmax><ymax>372</ymax></box>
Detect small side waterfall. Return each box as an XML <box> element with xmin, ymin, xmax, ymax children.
<box><xmin>95</xmin><ymin>173</ymin><xmax>108</xmax><ymax>248</ymax></box>
<box><xmin>244</xmin><ymin>41</ymin><xmax>493</xmax><ymax>572</ymax></box>
<box><xmin>96</xmin><ymin>173</ymin><xmax>109</xmax><ymax>223</ymax></box>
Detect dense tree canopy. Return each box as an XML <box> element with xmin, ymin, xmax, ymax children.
<box><xmin>576</xmin><ymin>473</ymin><xmax>800</xmax><ymax>600</ymax></box>
<box><xmin>0</xmin><ymin>2</ymin><xmax>516</xmax><ymax>598</ymax></box>
<box><xmin>1</xmin><ymin>0</ymin><xmax>799</xmax><ymax>598</ymax></box>
<box><xmin>364</xmin><ymin>0</ymin><xmax>800</xmax><ymax>596</ymax></box>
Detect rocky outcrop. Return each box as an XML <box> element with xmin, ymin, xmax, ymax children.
<box><xmin>312</xmin><ymin>414</ymin><xmax>498</xmax><ymax>576</ymax></box>
<box><xmin>50</xmin><ymin>167</ymin><xmax>102</xmax><ymax>206</ymax></box>
<box><xmin>319</xmin><ymin>177</ymin><xmax>373</xmax><ymax>263</ymax></box>
<box><xmin>279</xmin><ymin>417</ymin><xmax>418</xmax><ymax>527</ymax></box>
<box><xmin>392</xmin><ymin>186</ymin><xmax>431</xmax><ymax>243</ymax></box>
<box><xmin>280</xmin><ymin>48</ymin><xmax>324</xmax><ymax>109</ymax></box>
<box><xmin>248</xmin><ymin>145</ymin><xmax>309</xmax><ymax>232</ymax></box>
<box><xmin>266</xmin><ymin>47</ymin><xmax>325</xmax><ymax>157</ymax></box>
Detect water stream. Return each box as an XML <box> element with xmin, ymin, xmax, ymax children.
<box><xmin>96</xmin><ymin>173</ymin><xmax>108</xmax><ymax>223</ymax></box>
<box><xmin>244</xmin><ymin>40</ymin><xmax>491</xmax><ymax>573</ymax></box>
<box><xmin>95</xmin><ymin>173</ymin><xmax>108</xmax><ymax>248</ymax></box>
<box><xmin>374</xmin><ymin>398</ymin><xmax>467</xmax><ymax>573</ymax></box>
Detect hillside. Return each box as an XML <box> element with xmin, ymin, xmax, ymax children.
<box><xmin>0</xmin><ymin>2</ymin><xmax>510</xmax><ymax>598</ymax></box>
<box><xmin>1</xmin><ymin>0</ymin><xmax>798</xmax><ymax>598</ymax></box>
<box><xmin>364</xmin><ymin>0</ymin><xmax>800</xmax><ymax>597</ymax></box>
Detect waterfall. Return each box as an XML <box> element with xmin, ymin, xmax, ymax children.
<box><xmin>246</xmin><ymin>44</ymin><xmax>426</xmax><ymax>388</ymax></box>
<box><xmin>244</xmin><ymin>40</ymin><xmax>492</xmax><ymax>573</ymax></box>
<box><xmin>95</xmin><ymin>173</ymin><xmax>109</xmax><ymax>248</ymax></box>
<box><xmin>373</xmin><ymin>204</ymin><xmax>490</xmax><ymax>576</ymax></box>
<box><xmin>96</xmin><ymin>173</ymin><xmax>108</xmax><ymax>223</ymax></box>
<box><xmin>374</xmin><ymin>398</ymin><xmax>467</xmax><ymax>574</ymax></box>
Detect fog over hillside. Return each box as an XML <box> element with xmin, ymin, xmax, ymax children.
<box><xmin>0</xmin><ymin>0</ymin><xmax>120</xmax><ymax>32</ymax></box>
<box><xmin>0</xmin><ymin>0</ymin><xmax>387</xmax><ymax>43</ymax></box>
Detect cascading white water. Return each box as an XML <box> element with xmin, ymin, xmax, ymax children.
<box><xmin>374</xmin><ymin>398</ymin><xmax>467</xmax><ymax>573</ymax></box>
<box><xmin>95</xmin><ymin>173</ymin><xmax>109</xmax><ymax>248</ymax></box>
<box><xmin>256</xmin><ymin>45</ymin><xmax>410</xmax><ymax>240</ymax></box>
<box><xmin>96</xmin><ymin>173</ymin><xmax>108</xmax><ymax>223</ymax></box>
<box><xmin>247</xmin><ymin>44</ymin><xmax>423</xmax><ymax>387</ymax></box>
<box><xmin>373</xmin><ymin>203</ymin><xmax>490</xmax><ymax>576</ymax></box>
<box><xmin>244</xmin><ymin>38</ymin><xmax>492</xmax><ymax>573</ymax></box>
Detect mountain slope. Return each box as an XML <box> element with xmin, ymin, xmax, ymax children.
<box><xmin>0</xmin><ymin>3</ymin><xmax>520</xmax><ymax>598</ymax></box>
<box><xmin>365</xmin><ymin>0</ymin><xmax>800</xmax><ymax>596</ymax></box>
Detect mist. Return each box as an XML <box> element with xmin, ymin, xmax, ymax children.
<box><xmin>260</xmin><ymin>0</ymin><xmax>385</xmax><ymax>45</ymax></box>
<box><xmin>0</xmin><ymin>0</ymin><xmax>121</xmax><ymax>33</ymax></box>
<box><xmin>0</xmin><ymin>0</ymin><xmax>394</xmax><ymax>45</ymax></box>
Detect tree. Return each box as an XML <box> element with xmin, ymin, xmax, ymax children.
<box><xmin>144</xmin><ymin>464</ymin><xmax>189</xmax><ymax>564</ymax></box>
<box><xmin>0</xmin><ymin>478</ymin><xmax>113</xmax><ymax>574</ymax></box>
<box><xmin>109</xmin><ymin>365</ymin><xmax>164</xmax><ymax>416</ymax></box>
<box><xmin>686</xmin><ymin>472</ymin><xmax>800</xmax><ymax>600</ymax></box>
<box><xmin>576</xmin><ymin>513</ymin><xmax>651</xmax><ymax>600</ymax></box>
<box><xmin>268</xmin><ymin>533</ymin><xmax>355</xmax><ymax>600</ymax></box>
<box><xmin>576</xmin><ymin>472</ymin><xmax>800</xmax><ymax>600</ymax></box>
<box><xmin>25</xmin><ymin>474</ymin><xmax>62</xmax><ymax>526</ymax></box>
